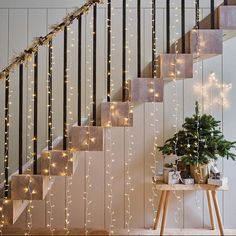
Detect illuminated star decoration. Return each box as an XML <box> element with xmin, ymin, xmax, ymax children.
<box><xmin>194</xmin><ymin>72</ymin><xmax>232</xmax><ymax>111</ymax></box>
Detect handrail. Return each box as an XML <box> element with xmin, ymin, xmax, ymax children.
<box><xmin>0</xmin><ymin>0</ymin><xmax>101</xmax><ymax>80</ymax></box>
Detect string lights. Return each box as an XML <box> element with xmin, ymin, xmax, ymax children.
<box><xmin>106</xmin><ymin>128</ymin><xmax>116</xmax><ymax>235</ymax></box>
<box><xmin>149</xmin><ymin>0</ymin><xmax>162</xmax><ymax>226</ymax></box>
<box><xmin>124</xmin><ymin>0</ymin><xmax>135</xmax><ymax>232</ymax></box>
<box><xmin>25</xmin><ymin>57</ymin><xmax>35</xmax><ymax>236</ymax></box>
<box><xmin>171</xmin><ymin>0</ymin><xmax>182</xmax><ymax>224</ymax></box>
<box><xmin>106</xmin><ymin>1</ymin><xmax>117</xmax><ymax>235</ymax></box>
<box><xmin>63</xmin><ymin>25</ymin><xmax>76</xmax><ymax>235</ymax></box>
<box><xmin>45</xmin><ymin>39</ymin><xmax>56</xmax><ymax>235</ymax></box>
<box><xmin>83</xmin><ymin>10</ymin><xmax>95</xmax><ymax>235</ymax></box>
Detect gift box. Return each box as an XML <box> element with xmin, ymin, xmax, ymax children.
<box><xmin>208</xmin><ymin>177</ymin><xmax>228</xmax><ymax>187</ymax></box>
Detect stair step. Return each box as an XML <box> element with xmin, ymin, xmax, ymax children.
<box><xmin>101</xmin><ymin>102</ymin><xmax>133</xmax><ymax>127</ymax></box>
<box><xmin>191</xmin><ymin>29</ymin><xmax>223</xmax><ymax>60</ymax></box>
<box><xmin>0</xmin><ymin>199</ymin><xmax>28</xmax><ymax>224</ymax></box>
<box><xmin>128</xmin><ymin>78</ymin><xmax>164</xmax><ymax>102</ymax></box>
<box><xmin>219</xmin><ymin>6</ymin><xmax>236</xmax><ymax>40</ymax></box>
<box><xmin>167</xmin><ymin>3</ymin><xmax>236</xmax><ymax>63</ymax></box>
<box><xmin>70</xmin><ymin>126</ymin><xmax>104</xmax><ymax>151</ymax></box>
<box><xmin>11</xmin><ymin>175</ymin><xmax>51</xmax><ymax>200</ymax></box>
<box><xmin>157</xmin><ymin>54</ymin><xmax>193</xmax><ymax>80</ymax></box>
<box><xmin>41</xmin><ymin>150</ymin><xmax>79</xmax><ymax>176</ymax></box>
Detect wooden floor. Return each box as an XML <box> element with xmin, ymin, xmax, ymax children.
<box><xmin>2</xmin><ymin>228</ymin><xmax>236</xmax><ymax>235</ymax></box>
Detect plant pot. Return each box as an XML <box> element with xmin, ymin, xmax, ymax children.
<box><xmin>190</xmin><ymin>164</ymin><xmax>209</xmax><ymax>184</ymax></box>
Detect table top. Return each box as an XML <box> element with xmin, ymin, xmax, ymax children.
<box><xmin>154</xmin><ymin>181</ymin><xmax>229</xmax><ymax>191</ymax></box>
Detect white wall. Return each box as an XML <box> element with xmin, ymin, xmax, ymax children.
<box><xmin>0</xmin><ymin>0</ymin><xmax>236</xmax><ymax>231</ymax></box>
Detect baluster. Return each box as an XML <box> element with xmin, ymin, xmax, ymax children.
<box><xmin>107</xmin><ymin>0</ymin><xmax>111</xmax><ymax>102</ymax></box>
<box><xmin>93</xmin><ymin>5</ymin><xmax>97</xmax><ymax>126</ymax></box>
<box><xmin>137</xmin><ymin>0</ymin><xmax>141</xmax><ymax>78</ymax></box>
<box><xmin>166</xmin><ymin>0</ymin><xmax>170</xmax><ymax>53</ymax></box>
<box><xmin>4</xmin><ymin>74</ymin><xmax>10</xmax><ymax>198</ymax></box>
<box><xmin>33</xmin><ymin>52</ymin><xmax>38</xmax><ymax>175</ymax></box>
<box><xmin>211</xmin><ymin>0</ymin><xmax>215</xmax><ymax>29</ymax></box>
<box><xmin>181</xmin><ymin>0</ymin><xmax>185</xmax><ymax>53</ymax></box>
<box><xmin>195</xmin><ymin>0</ymin><xmax>200</xmax><ymax>29</ymax></box>
<box><xmin>63</xmin><ymin>26</ymin><xmax>68</xmax><ymax>150</ymax></box>
<box><xmin>122</xmin><ymin>0</ymin><xmax>126</xmax><ymax>101</ymax></box>
<box><xmin>48</xmin><ymin>40</ymin><xmax>53</xmax><ymax>150</ymax></box>
<box><xmin>78</xmin><ymin>17</ymin><xmax>82</xmax><ymax>126</ymax></box>
<box><xmin>19</xmin><ymin>64</ymin><xmax>23</xmax><ymax>174</ymax></box>
<box><xmin>152</xmin><ymin>0</ymin><xmax>156</xmax><ymax>78</ymax></box>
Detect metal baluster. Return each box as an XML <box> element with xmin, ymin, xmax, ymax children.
<box><xmin>152</xmin><ymin>0</ymin><xmax>156</xmax><ymax>77</ymax></box>
<box><xmin>33</xmin><ymin>52</ymin><xmax>38</xmax><ymax>174</ymax></box>
<box><xmin>19</xmin><ymin>64</ymin><xmax>23</xmax><ymax>174</ymax></box>
<box><xmin>78</xmin><ymin>17</ymin><xmax>82</xmax><ymax>126</ymax></box>
<box><xmin>211</xmin><ymin>0</ymin><xmax>215</xmax><ymax>29</ymax></box>
<box><xmin>93</xmin><ymin>5</ymin><xmax>97</xmax><ymax>126</ymax></box>
<box><xmin>107</xmin><ymin>0</ymin><xmax>111</xmax><ymax>102</ymax></box>
<box><xmin>181</xmin><ymin>0</ymin><xmax>185</xmax><ymax>53</ymax></box>
<box><xmin>48</xmin><ymin>40</ymin><xmax>53</xmax><ymax>150</ymax></box>
<box><xmin>137</xmin><ymin>0</ymin><xmax>141</xmax><ymax>77</ymax></box>
<box><xmin>195</xmin><ymin>0</ymin><xmax>200</xmax><ymax>29</ymax></box>
<box><xmin>166</xmin><ymin>0</ymin><xmax>170</xmax><ymax>53</ymax></box>
<box><xmin>4</xmin><ymin>74</ymin><xmax>10</xmax><ymax>198</ymax></box>
<box><xmin>63</xmin><ymin>26</ymin><xmax>68</xmax><ymax>150</ymax></box>
<box><xmin>122</xmin><ymin>0</ymin><xmax>127</xmax><ymax>101</ymax></box>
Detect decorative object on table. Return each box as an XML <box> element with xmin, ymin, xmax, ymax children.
<box><xmin>152</xmin><ymin>175</ymin><xmax>164</xmax><ymax>184</ymax></box>
<box><xmin>168</xmin><ymin>170</ymin><xmax>181</xmax><ymax>185</ymax></box>
<box><xmin>163</xmin><ymin>163</ymin><xmax>181</xmax><ymax>185</ymax></box>
<box><xmin>208</xmin><ymin>176</ymin><xmax>228</xmax><ymax>186</ymax></box>
<box><xmin>182</xmin><ymin>176</ymin><xmax>195</xmax><ymax>185</ymax></box>
<box><xmin>163</xmin><ymin>163</ymin><xmax>175</xmax><ymax>184</ymax></box>
<box><xmin>177</xmin><ymin>160</ymin><xmax>191</xmax><ymax>179</ymax></box>
<box><xmin>208</xmin><ymin>177</ymin><xmax>228</xmax><ymax>187</ymax></box>
<box><xmin>157</xmin><ymin>101</ymin><xmax>236</xmax><ymax>184</ymax></box>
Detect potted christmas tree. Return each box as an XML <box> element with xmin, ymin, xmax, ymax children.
<box><xmin>158</xmin><ymin>102</ymin><xmax>236</xmax><ymax>184</ymax></box>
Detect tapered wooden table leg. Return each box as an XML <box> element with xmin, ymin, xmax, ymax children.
<box><xmin>153</xmin><ymin>191</ymin><xmax>166</xmax><ymax>230</ymax></box>
<box><xmin>212</xmin><ymin>190</ymin><xmax>224</xmax><ymax>236</ymax></box>
<box><xmin>206</xmin><ymin>190</ymin><xmax>215</xmax><ymax>230</ymax></box>
<box><xmin>160</xmin><ymin>190</ymin><xmax>170</xmax><ymax>236</ymax></box>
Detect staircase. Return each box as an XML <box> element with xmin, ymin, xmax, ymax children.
<box><xmin>0</xmin><ymin>0</ymin><xmax>236</xmax><ymax>232</ymax></box>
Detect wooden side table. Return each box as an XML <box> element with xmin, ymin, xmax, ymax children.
<box><xmin>153</xmin><ymin>182</ymin><xmax>229</xmax><ymax>236</ymax></box>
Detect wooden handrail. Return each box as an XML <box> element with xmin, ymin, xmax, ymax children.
<box><xmin>0</xmin><ymin>0</ymin><xmax>101</xmax><ymax>80</ymax></box>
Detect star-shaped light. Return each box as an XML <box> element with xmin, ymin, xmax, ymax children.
<box><xmin>194</xmin><ymin>72</ymin><xmax>232</xmax><ymax>111</ymax></box>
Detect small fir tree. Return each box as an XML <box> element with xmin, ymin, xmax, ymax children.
<box><xmin>158</xmin><ymin>102</ymin><xmax>236</xmax><ymax>165</ymax></box>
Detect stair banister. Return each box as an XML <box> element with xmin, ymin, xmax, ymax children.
<box><xmin>0</xmin><ymin>0</ymin><xmax>100</xmax><ymax>80</ymax></box>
